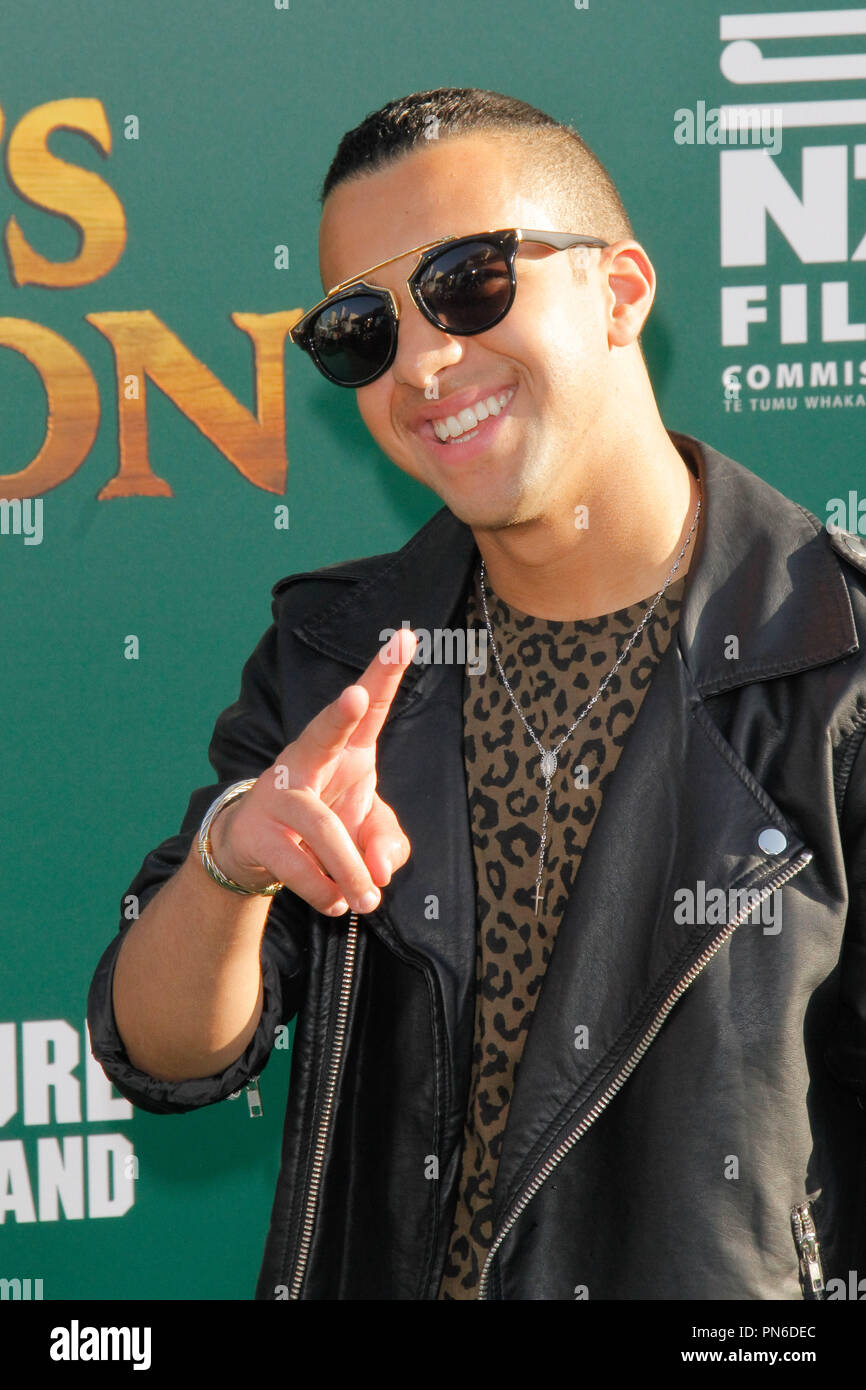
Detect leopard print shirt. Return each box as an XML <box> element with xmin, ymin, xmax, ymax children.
<box><xmin>436</xmin><ymin>563</ymin><xmax>687</xmax><ymax>1299</ymax></box>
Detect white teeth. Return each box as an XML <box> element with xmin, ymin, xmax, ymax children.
<box><xmin>431</xmin><ymin>387</ymin><xmax>514</xmax><ymax>441</ymax></box>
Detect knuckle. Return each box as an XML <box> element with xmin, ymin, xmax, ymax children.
<box><xmin>308</xmin><ymin>803</ymin><xmax>337</xmax><ymax>838</ymax></box>
<box><xmin>312</xmin><ymin>888</ymin><xmax>345</xmax><ymax>914</ymax></box>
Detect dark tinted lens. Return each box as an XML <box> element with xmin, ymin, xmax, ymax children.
<box><xmin>415</xmin><ymin>240</ymin><xmax>513</xmax><ymax>331</ymax></box>
<box><xmin>308</xmin><ymin>291</ymin><xmax>394</xmax><ymax>385</ymax></box>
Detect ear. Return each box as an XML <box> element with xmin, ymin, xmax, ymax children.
<box><xmin>601</xmin><ymin>241</ymin><xmax>656</xmax><ymax>347</ymax></box>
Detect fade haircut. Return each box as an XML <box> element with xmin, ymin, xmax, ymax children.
<box><xmin>320</xmin><ymin>87</ymin><xmax>636</xmax><ymax>247</ymax></box>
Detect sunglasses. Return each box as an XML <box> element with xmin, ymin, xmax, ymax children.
<box><xmin>289</xmin><ymin>227</ymin><xmax>609</xmax><ymax>387</ymax></box>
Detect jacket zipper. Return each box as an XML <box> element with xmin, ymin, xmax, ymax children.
<box><xmin>790</xmin><ymin>1193</ymin><xmax>826</xmax><ymax>1299</ymax></box>
<box><xmin>477</xmin><ymin>850</ymin><xmax>813</xmax><ymax>1299</ymax></box>
<box><xmin>287</xmin><ymin>910</ymin><xmax>360</xmax><ymax>1300</ymax></box>
<box><xmin>227</xmin><ymin>1075</ymin><xmax>263</xmax><ymax>1116</ymax></box>
<box><xmin>245</xmin><ymin>1076</ymin><xmax>263</xmax><ymax>1117</ymax></box>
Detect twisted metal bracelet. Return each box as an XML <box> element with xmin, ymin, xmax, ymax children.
<box><xmin>197</xmin><ymin>779</ymin><xmax>283</xmax><ymax>897</ymax></box>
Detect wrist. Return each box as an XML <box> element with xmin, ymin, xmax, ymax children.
<box><xmin>209</xmin><ymin>802</ymin><xmax>274</xmax><ymax>893</ymax></box>
<box><xmin>197</xmin><ymin>781</ymin><xmax>282</xmax><ymax>897</ymax></box>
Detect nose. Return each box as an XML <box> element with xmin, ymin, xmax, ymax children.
<box><xmin>389</xmin><ymin>287</ymin><xmax>465</xmax><ymax>389</ymax></box>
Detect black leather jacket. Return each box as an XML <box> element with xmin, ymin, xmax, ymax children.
<box><xmin>87</xmin><ymin>432</ymin><xmax>866</xmax><ymax>1300</ymax></box>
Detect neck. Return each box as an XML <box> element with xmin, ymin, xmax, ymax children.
<box><xmin>472</xmin><ymin>430</ymin><xmax>700</xmax><ymax>621</ymax></box>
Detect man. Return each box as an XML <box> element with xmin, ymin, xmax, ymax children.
<box><xmin>88</xmin><ymin>87</ymin><xmax>866</xmax><ymax>1301</ymax></box>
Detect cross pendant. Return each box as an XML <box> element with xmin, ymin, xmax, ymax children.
<box><xmin>534</xmin><ymin>882</ymin><xmax>546</xmax><ymax>916</ymax></box>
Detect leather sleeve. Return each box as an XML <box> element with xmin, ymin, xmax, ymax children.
<box><xmin>826</xmin><ymin>716</ymin><xmax>866</xmax><ymax>1102</ymax></box>
<box><xmin>86</xmin><ymin>618</ymin><xmax>310</xmax><ymax>1115</ymax></box>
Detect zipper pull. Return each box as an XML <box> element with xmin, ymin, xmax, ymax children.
<box><xmin>245</xmin><ymin>1075</ymin><xmax>263</xmax><ymax>1118</ymax></box>
<box><xmin>790</xmin><ymin>1194</ymin><xmax>826</xmax><ymax>1299</ymax></box>
<box><xmin>227</xmin><ymin>1075</ymin><xmax>263</xmax><ymax>1117</ymax></box>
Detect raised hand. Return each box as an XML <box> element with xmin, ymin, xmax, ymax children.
<box><xmin>209</xmin><ymin>628</ymin><xmax>417</xmax><ymax>916</ymax></box>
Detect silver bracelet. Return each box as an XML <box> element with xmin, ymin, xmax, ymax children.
<box><xmin>197</xmin><ymin>779</ymin><xmax>283</xmax><ymax>897</ymax></box>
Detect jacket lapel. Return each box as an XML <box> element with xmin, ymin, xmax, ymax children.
<box><xmin>490</xmin><ymin>636</ymin><xmax>810</xmax><ymax>1224</ymax></box>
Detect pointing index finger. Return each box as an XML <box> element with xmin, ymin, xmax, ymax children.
<box><xmin>347</xmin><ymin>627</ymin><xmax>418</xmax><ymax>751</ymax></box>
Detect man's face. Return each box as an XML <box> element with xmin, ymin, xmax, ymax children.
<box><xmin>317</xmin><ymin>133</ymin><xmax>624</xmax><ymax>532</ymax></box>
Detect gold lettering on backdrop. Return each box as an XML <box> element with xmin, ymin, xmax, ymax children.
<box><xmin>0</xmin><ymin>97</ymin><xmax>302</xmax><ymax>498</ymax></box>
<box><xmin>0</xmin><ymin>319</ymin><xmax>100</xmax><ymax>498</ymax></box>
<box><xmin>4</xmin><ymin>99</ymin><xmax>126</xmax><ymax>289</ymax></box>
<box><xmin>86</xmin><ymin>311</ymin><xmax>299</xmax><ymax>497</ymax></box>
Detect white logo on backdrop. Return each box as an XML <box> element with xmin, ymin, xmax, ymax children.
<box><xmin>717</xmin><ymin>9</ymin><xmax>866</xmax><ymax>416</ymax></box>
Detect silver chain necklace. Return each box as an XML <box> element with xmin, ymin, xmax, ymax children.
<box><xmin>479</xmin><ymin>485</ymin><xmax>702</xmax><ymax>917</ymax></box>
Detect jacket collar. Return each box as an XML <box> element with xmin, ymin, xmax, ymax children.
<box><xmin>293</xmin><ymin>431</ymin><xmax>858</xmax><ymax>697</ymax></box>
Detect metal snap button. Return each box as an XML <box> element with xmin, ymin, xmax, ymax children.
<box><xmin>758</xmin><ymin>827</ymin><xmax>787</xmax><ymax>855</ymax></box>
<box><xmin>843</xmin><ymin>533</ymin><xmax>866</xmax><ymax>560</ymax></box>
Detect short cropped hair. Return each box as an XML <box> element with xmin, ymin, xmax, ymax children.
<box><xmin>320</xmin><ymin>87</ymin><xmax>636</xmax><ymax>246</ymax></box>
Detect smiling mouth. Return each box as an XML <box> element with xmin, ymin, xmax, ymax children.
<box><xmin>428</xmin><ymin>386</ymin><xmax>517</xmax><ymax>444</ymax></box>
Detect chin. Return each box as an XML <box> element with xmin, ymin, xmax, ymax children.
<box><xmin>441</xmin><ymin>496</ymin><xmax>523</xmax><ymax>531</ymax></box>
<box><xmin>408</xmin><ymin>457</ymin><xmax>529</xmax><ymax>530</ymax></box>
